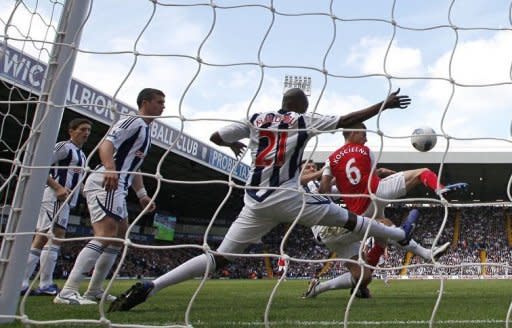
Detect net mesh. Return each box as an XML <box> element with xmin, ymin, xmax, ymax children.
<box><xmin>1</xmin><ymin>0</ymin><xmax>512</xmax><ymax>327</ymax></box>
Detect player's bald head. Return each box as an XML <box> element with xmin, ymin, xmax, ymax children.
<box><xmin>282</xmin><ymin>88</ymin><xmax>308</xmax><ymax>113</ymax></box>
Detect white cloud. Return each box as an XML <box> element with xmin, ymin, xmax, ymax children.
<box><xmin>0</xmin><ymin>1</ymin><xmax>59</xmax><ymax>61</ymax></box>
<box><xmin>420</xmin><ymin>31</ymin><xmax>512</xmax><ymax>139</ymax></box>
<box><xmin>347</xmin><ymin>37</ymin><xmax>423</xmax><ymax>78</ymax></box>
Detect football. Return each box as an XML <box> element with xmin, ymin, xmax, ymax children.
<box><xmin>411</xmin><ymin>126</ymin><xmax>437</xmax><ymax>152</ymax></box>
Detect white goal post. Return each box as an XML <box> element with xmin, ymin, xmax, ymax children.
<box><xmin>0</xmin><ymin>0</ymin><xmax>90</xmax><ymax>323</ymax></box>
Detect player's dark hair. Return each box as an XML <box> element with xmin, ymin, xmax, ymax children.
<box><xmin>68</xmin><ymin>118</ymin><xmax>92</xmax><ymax>131</ymax></box>
<box><xmin>343</xmin><ymin>122</ymin><xmax>366</xmax><ymax>139</ymax></box>
<box><xmin>282</xmin><ymin>88</ymin><xmax>308</xmax><ymax>111</ymax></box>
<box><xmin>300</xmin><ymin>159</ymin><xmax>316</xmax><ymax>170</ymax></box>
<box><xmin>137</xmin><ymin>88</ymin><xmax>165</xmax><ymax>108</ymax></box>
<box><xmin>301</xmin><ymin>159</ymin><xmax>314</xmax><ymax>166</ymax></box>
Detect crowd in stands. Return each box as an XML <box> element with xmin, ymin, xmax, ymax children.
<box><xmin>40</xmin><ymin>207</ymin><xmax>511</xmax><ymax>281</ymax></box>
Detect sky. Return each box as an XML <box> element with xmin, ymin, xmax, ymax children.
<box><xmin>1</xmin><ymin>0</ymin><xmax>511</xmax><ymax>162</ymax></box>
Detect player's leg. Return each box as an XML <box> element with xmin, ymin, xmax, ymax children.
<box><xmin>303</xmin><ymin>240</ymin><xmax>369</xmax><ymax>298</ymax></box>
<box><xmin>378</xmin><ymin>211</ymin><xmax>450</xmax><ymax>261</ymax></box>
<box><xmin>402</xmin><ymin>168</ymin><xmax>468</xmax><ymax>195</ymax></box>
<box><xmin>402</xmin><ymin>168</ymin><xmax>439</xmax><ymax>192</ymax></box>
<box><xmin>36</xmin><ymin>226</ymin><xmax>64</xmax><ymax>295</ymax></box>
<box><xmin>55</xmin><ymin>188</ymin><xmax>124</xmax><ymax>305</ymax></box>
<box><xmin>83</xmin><ymin>217</ymin><xmax>125</xmax><ymax>302</ymax></box>
<box><xmin>310</xmin><ymin>202</ymin><xmax>416</xmax><ymax>244</ymax></box>
<box><xmin>368</xmin><ymin>174</ymin><xmax>439</xmax><ymax>258</ymax></box>
<box><xmin>347</xmin><ymin>260</ymin><xmax>373</xmax><ymax>299</ymax></box>
<box><xmin>383</xmin><ymin>269</ymin><xmax>390</xmax><ymax>287</ymax></box>
<box><xmin>109</xmin><ymin>207</ymin><xmax>277</xmax><ymax>312</ymax></box>
<box><xmin>21</xmin><ymin>233</ymin><xmax>47</xmax><ymax>294</ymax></box>
<box><xmin>37</xmin><ymin>203</ymin><xmax>70</xmax><ymax>295</ymax></box>
<box><xmin>22</xmin><ymin>200</ymin><xmax>54</xmax><ymax>293</ymax></box>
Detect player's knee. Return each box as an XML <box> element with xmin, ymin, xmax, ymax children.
<box><xmin>377</xmin><ymin>218</ymin><xmax>393</xmax><ymax>226</ymax></box>
<box><xmin>418</xmin><ymin>168</ymin><xmax>432</xmax><ymax>178</ymax></box>
<box><xmin>53</xmin><ymin>227</ymin><xmax>66</xmax><ymax>239</ymax></box>
<box><xmin>32</xmin><ymin>233</ymin><xmax>48</xmax><ymax>249</ymax></box>
<box><xmin>362</xmin><ymin>268</ymin><xmax>373</xmax><ymax>283</ymax></box>
<box><xmin>352</xmin><ymin>267</ymin><xmax>372</xmax><ymax>284</ymax></box>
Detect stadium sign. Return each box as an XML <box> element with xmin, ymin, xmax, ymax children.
<box><xmin>0</xmin><ymin>43</ymin><xmax>250</xmax><ymax>181</ymax></box>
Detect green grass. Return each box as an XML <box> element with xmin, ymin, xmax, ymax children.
<box><xmin>6</xmin><ymin>279</ymin><xmax>512</xmax><ymax>327</ymax></box>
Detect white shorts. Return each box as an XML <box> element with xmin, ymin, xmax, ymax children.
<box><xmin>36</xmin><ymin>187</ymin><xmax>71</xmax><ymax>231</ymax></box>
<box><xmin>362</xmin><ymin>172</ymin><xmax>406</xmax><ymax>218</ymax></box>
<box><xmin>311</xmin><ymin>225</ymin><xmax>362</xmax><ymax>260</ymax></box>
<box><xmin>84</xmin><ymin>176</ymin><xmax>128</xmax><ymax>223</ymax></box>
<box><xmin>217</xmin><ymin>189</ymin><xmax>353</xmax><ymax>255</ymax></box>
<box><xmin>36</xmin><ymin>199</ymin><xmax>70</xmax><ymax>231</ymax></box>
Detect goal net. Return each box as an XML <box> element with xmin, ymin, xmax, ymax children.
<box><xmin>1</xmin><ymin>0</ymin><xmax>511</xmax><ymax>327</ymax></box>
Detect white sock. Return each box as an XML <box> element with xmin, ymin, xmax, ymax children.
<box><xmin>354</xmin><ymin>216</ymin><xmax>405</xmax><ymax>241</ymax></box>
<box><xmin>22</xmin><ymin>248</ymin><xmax>41</xmax><ymax>289</ymax></box>
<box><xmin>61</xmin><ymin>240</ymin><xmax>104</xmax><ymax>295</ymax></box>
<box><xmin>400</xmin><ymin>239</ymin><xmax>431</xmax><ymax>259</ymax></box>
<box><xmin>86</xmin><ymin>245</ymin><xmax>121</xmax><ymax>295</ymax></box>
<box><xmin>39</xmin><ymin>245</ymin><xmax>60</xmax><ymax>288</ymax></box>
<box><xmin>316</xmin><ymin>272</ymin><xmax>354</xmax><ymax>295</ymax></box>
<box><xmin>152</xmin><ymin>254</ymin><xmax>215</xmax><ymax>295</ymax></box>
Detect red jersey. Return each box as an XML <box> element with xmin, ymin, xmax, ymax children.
<box><xmin>328</xmin><ymin>143</ymin><xmax>380</xmax><ymax>215</ymax></box>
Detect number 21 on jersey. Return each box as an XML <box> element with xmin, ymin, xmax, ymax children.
<box><xmin>255</xmin><ymin>131</ymin><xmax>288</xmax><ymax>167</ymax></box>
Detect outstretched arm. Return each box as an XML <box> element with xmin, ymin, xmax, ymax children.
<box><xmin>336</xmin><ymin>88</ymin><xmax>411</xmax><ymax>128</ymax></box>
<box><xmin>210</xmin><ymin>131</ymin><xmax>247</xmax><ymax>158</ymax></box>
<box><xmin>300</xmin><ymin>166</ymin><xmax>323</xmax><ymax>186</ymax></box>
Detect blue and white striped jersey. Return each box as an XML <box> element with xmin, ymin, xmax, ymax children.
<box><xmin>49</xmin><ymin>140</ymin><xmax>87</xmax><ymax>207</ymax></box>
<box><xmin>218</xmin><ymin>110</ymin><xmax>339</xmax><ymax>206</ymax></box>
<box><xmin>86</xmin><ymin>116</ymin><xmax>151</xmax><ymax>191</ymax></box>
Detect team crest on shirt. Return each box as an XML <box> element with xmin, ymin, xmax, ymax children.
<box><xmin>135</xmin><ymin>150</ymin><xmax>145</xmax><ymax>158</ymax></box>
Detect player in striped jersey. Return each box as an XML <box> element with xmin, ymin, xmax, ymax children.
<box><xmin>109</xmin><ymin>87</ymin><xmax>417</xmax><ymax>312</ymax></box>
<box><xmin>21</xmin><ymin>118</ymin><xmax>91</xmax><ymax>296</ymax></box>
<box><xmin>55</xmin><ymin>88</ymin><xmax>164</xmax><ymax>305</ymax></box>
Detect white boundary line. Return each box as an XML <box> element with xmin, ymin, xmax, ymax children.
<box><xmin>218</xmin><ymin>319</ymin><xmax>505</xmax><ymax>326</ymax></box>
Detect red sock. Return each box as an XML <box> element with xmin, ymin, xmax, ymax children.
<box><xmin>420</xmin><ymin>169</ymin><xmax>444</xmax><ymax>191</ymax></box>
<box><xmin>366</xmin><ymin>244</ymin><xmax>384</xmax><ymax>266</ymax></box>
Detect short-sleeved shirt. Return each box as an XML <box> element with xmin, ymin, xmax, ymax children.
<box><xmin>218</xmin><ymin>110</ymin><xmax>339</xmax><ymax>208</ymax></box>
<box><xmin>49</xmin><ymin>140</ymin><xmax>87</xmax><ymax>207</ymax></box>
<box><xmin>326</xmin><ymin>143</ymin><xmax>380</xmax><ymax>215</ymax></box>
<box><xmin>85</xmin><ymin>116</ymin><xmax>151</xmax><ymax>192</ymax></box>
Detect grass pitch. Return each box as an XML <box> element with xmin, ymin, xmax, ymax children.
<box><xmin>7</xmin><ymin>279</ymin><xmax>511</xmax><ymax>327</ymax></box>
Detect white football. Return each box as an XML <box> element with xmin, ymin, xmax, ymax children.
<box><xmin>411</xmin><ymin>126</ymin><xmax>437</xmax><ymax>152</ymax></box>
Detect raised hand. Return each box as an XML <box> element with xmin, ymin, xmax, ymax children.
<box><xmin>230</xmin><ymin>141</ymin><xmax>247</xmax><ymax>158</ymax></box>
<box><xmin>139</xmin><ymin>195</ymin><xmax>156</xmax><ymax>213</ymax></box>
<box><xmin>55</xmin><ymin>186</ymin><xmax>71</xmax><ymax>201</ymax></box>
<box><xmin>384</xmin><ymin>88</ymin><xmax>411</xmax><ymax>109</ymax></box>
<box><xmin>102</xmin><ymin>170</ymin><xmax>119</xmax><ymax>192</ymax></box>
